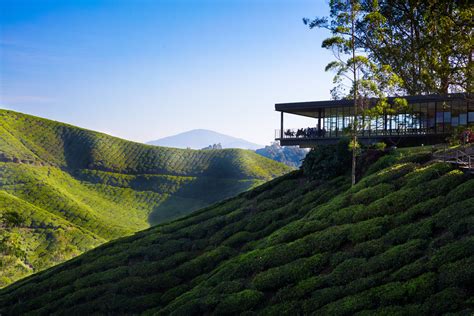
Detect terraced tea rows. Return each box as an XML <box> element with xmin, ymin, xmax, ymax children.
<box><xmin>0</xmin><ymin>109</ymin><xmax>291</xmax><ymax>287</ymax></box>
<box><xmin>1</xmin><ymin>146</ymin><xmax>472</xmax><ymax>314</ymax></box>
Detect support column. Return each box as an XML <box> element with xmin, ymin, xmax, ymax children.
<box><xmin>318</xmin><ymin>109</ymin><xmax>322</xmax><ymax>131</ymax></box>
<box><xmin>280</xmin><ymin>112</ymin><xmax>284</xmax><ymax>139</ymax></box>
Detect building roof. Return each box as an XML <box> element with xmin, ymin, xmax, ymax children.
<box><xmin>275</xmin><ymin>93</ymin><xmax>469</xmax><ymax>113</ymax></box>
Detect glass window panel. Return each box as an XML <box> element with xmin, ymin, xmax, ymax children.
<box><xmin>420</xmin><ymin>103</ymin><xmax>428</xmax><ymax>131</ymax></box>
<box><xmin>452</xmin><ymin>117</ymin><xmax>459</xmax><ymax>127</ymax></box>
<box><xmin>469</xmin><ymin>111</ymin><xmax>474</xmax><ymax>123</ymax></box>
<box><xmin>443</xmin><ymin>112</ymin><xmax>452</xmax><ymax>133</ymax></box>
<box><xmin>436</xmin><ymin>112</ymin><xmax>444</xmax><ymax>123</ymax></box>
<box><xmin>451</xmin><ymin>100</ymin><xmax>460</xmax><ymax>127</ymax></box>
<box><xmin>444</xmin><ymin>112</ymin><xmax>451</xmax><ymax>122</ymax></box>
<box><xmin>337</xmin><ymin>107</ymin><xmax>344</xmax><ymax>133</ymax></box>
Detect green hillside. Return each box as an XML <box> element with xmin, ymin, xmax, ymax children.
<box><xmin>1</xmin><ymin>146</ymin><xmax>472</xmax><ymax>315</ymax></box>
<box><xmin>0</xmin><ymin>109</ymin><xmax>291</xmax><ymax>287</ymax></box>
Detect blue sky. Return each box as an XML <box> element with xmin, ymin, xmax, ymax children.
<box><xmin>0</xmin><ymin>0</ymin><xmax>334</xmax><ymax>145</ymax></box>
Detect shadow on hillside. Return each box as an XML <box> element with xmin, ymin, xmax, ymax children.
<box><xmin>61</xmin><ymin>128</ymin><xmax>95</xmax><ymax>169</ymax></box>
<box><xmin>148</xmin><ymin>177</ymin><xmax>258</xmax><ymax>225</ymax></box>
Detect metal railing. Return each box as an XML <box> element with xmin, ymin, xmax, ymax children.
<box><xmin>433</xmin><ymin>147</ymin><xmax>474</xmax><ymax>173</ymax></box>
<box><xmin>275</xmin><ymin>127</ymin><xmax>435</xmax><ymax>140</ymax></box>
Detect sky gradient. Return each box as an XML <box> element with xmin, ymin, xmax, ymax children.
<box><xmin>0</xmin><ymin>0</ymin><xmax>334</xmax><ymax>146</ymax></box>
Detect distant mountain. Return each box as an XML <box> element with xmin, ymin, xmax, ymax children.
<box><xmin>256</xmin><ymin>142</ymin><xmax>308</xmax><ymax>167</ymax></box>
<box><xmin>0</xmin><ymin>110</ymin><xmax>291</xmax><ymax>288</ymax></box>
<box><xmin>147</xmin><ymin>129</ymin><xmax>263</xmax><ymax>150</ymax></box>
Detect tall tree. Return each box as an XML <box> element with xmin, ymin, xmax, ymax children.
<box><xmin>304</xmin><ymin>0</ymin><xmax>406</xmax><ymax>185</ymax></box>
<box><xmin>361</xmin><ymin>0</ymin><xmax>473</xmax><ymax>94</ymax></box>
<box><xmin>307</xmin><ymin>0</ymin><xmax>474</xmax><ymax>95</ymax></box>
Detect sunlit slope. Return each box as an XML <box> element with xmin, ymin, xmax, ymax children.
<box><xmin>0</xmin><ymin>110</ymin><xmax>288</xmax><ymax>179</ymax></box>
<box><xmin>0</xmin><ymin>109</ymin><xmax>291</xmax><ymax>287</ymax></box>
<box><xmin>1</xmin><ymin>150</ymin><xmax>472</xmax><ymax>314</ymax></box>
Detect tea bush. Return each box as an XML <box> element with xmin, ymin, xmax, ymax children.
<box><xmin>0</xmin><ymin>115</ymin><xmax>472</xmax><ymax>314</ymax></box>
<box><xmin>0</xmin><ymin>110</ymin><xmax>291</xmax><ymax>287</ymax></box>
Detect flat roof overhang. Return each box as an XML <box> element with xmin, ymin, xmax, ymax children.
<box><xmin>275</xmin><ymin>93</ymin><xmax>470</xmax><ymax>117</ymax></box>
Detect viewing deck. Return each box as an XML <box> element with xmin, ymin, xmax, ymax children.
<box><xmin>275</xmin><ymin>93</ymin><xmax>473</xmax><ymax>148</ymax></box>
<box><xmin>275</xmin><ymin>128</ymin><xmax>448</xmax><ymax>147</ymax></box>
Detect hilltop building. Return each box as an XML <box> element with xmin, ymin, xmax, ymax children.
<box><xmin>275</xmin><ymin>93</ymin><xmax>473</xmax><ymax>148</ymax></box>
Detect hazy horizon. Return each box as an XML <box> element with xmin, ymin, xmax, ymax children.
<box><xmin>0</xmin><ymin>0</ymin><xmax>334</xmax><ymax>145</ymax></box>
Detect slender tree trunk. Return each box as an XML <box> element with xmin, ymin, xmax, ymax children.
<box><xmin>468</xmin><ymin>49</ymin><xmax>473</xmax><ymax>93</ymax></box>
<box><xmin>351</xmin><ymin>0</ymin><xmax>358</xmax><ymax>186</ymax></box>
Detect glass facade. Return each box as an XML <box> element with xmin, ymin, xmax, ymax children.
<box><xmin>280</xmin><ymin>97</ymin><xmax>472</xmax><ymax>139</ymax></box>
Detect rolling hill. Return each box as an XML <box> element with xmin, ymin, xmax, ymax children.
<box><xmin>0</xmin><ymin>109</ymin><xmax>291</xmax><ymax>287</ymax></box>
<box><xmin>1</xmin><ymin>145</ymin><xmax>472</xmax><ymax>314</ymax></box>
<box><xmin>147</xmin><ymin>129</ymin><xmax>263</xmax><ymax>150</ymax></box>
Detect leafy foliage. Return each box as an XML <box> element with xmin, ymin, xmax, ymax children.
<box><xmin>305</xmin><ymin>0</ymin><xmax>474</xmax><ymax>94</ymax></box>
<box><xmin>1</xmin><ymin>148</ymin><xmax>472</xmax><ymax>315</ymax></box>
<box><xmin>302</xmin><ymin>139</ymin><xmax>352</xmax><ymax>180</ymax></box>
<box><xmin>256</xmin><ymin>143</ymin><xmax>308</xmax><ymax>168</ymax></box>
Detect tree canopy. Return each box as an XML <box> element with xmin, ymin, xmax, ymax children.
<box><xmin>305</xmin><ymin>0</ymin><xmax>473</xmax><ymax>95</ymax></box>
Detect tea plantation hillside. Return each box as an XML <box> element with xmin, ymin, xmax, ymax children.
<box><xmin>0</xmin><ymin>109</ymin><xmax>291</xmax><ymax>287</ymax></box>
<box><xmin>1</xmin><ymin>147</ymin><xmax>472</xmax><ymax>315</ymax></box>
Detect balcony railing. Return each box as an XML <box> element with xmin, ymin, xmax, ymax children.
<box><xmin>275</xmin><ymin>127</ymin><xmax>443</xmax><ymax>140</ymax></box>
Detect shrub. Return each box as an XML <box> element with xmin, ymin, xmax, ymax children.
<box><xmin>445</xmin><ymin>179</ymin><xmax>474</xmax><ymax>204</ymax></box>
<box><xmin>1</xmin><ymin>211</ymin><xmax>24</xmax><ymax>228</ymax></box>
<box><xmin>356</xmin><ymin>304</ymin><xmax>426</xmax><ymax>315</ymax></box>
<box><xmin>403</xmin><ymin>272</ymin><xmax>437</xmax><ymax>301</ymax></box>
<box><xmin>355</xmin><ymin>162</ymin><xmax>416</xmax><ymax>189</ymax></box>
<box><xmin>275</xmin><ymin>276</ymin><xmax>326</xmax><ymax>301</ymax></box>
<box><xmin>222</xmin><ymin>231</ymin><xmax>254</xmax><ymax>248</ymax></box>
<box><xmin>366</xmin><ymin>239</ymin><xmax>426</xmax><ymax>273</ymax></box>
<box><xmin>423</xmin><ymin>287</ymin><xmax>467</xmax><ymax>314</ymax></box>
<box><xmin>428</xmin><ymin>237</ymin><xmax>474</xmax><ymax>269</ymax></box>
<box><xmin>363</xmin><ymin>153</ymin><xmax>399</xmax><ymax>176</ymax></box>
<box><xmin>173</xmin><ymin>246</ymin><xmax>235</xmax><ymax>280</ymax></box>
<box><xmin>372</xmin><ymin>281</ymin><xmax>406</xmax><ymax>305</ymax></box>
<box><xmin>328</xmin><ymin>258</ymin><xmax>367</xmax><ymax>286</ymax></box>
<box><xmin>399</xmin><ymin>151</ymin><xmax>432</xmax><ymax>164</ymax></box>
<box><xmin>252</xmin><ymin>254</ymin><xmax>326</xmax><ymax>291</ymax></box>
<box><xmin>394</xmin><ymin>196</ymin><xmax>444</xmax><ymax>225</ymax></box>
<box><xmin>403</xmin><ymin>162</ymin><xmax>452</xmax><ymax>187</ymax></box>
<box><xmin>352</xmin><ymin>239</ymin><xmax>385</xmax><ymax>258</ymax></box>
<box><xmin>214</xmin><ymin>290</ymin><xmax>264</xmax><ymax>314</ymax></box>
<box><xmin>330</xmin><ymin>204</ymin><xmax>364</xmax><ymax>225</ymax></box>
<box><xmin>373</xmin><ymin>142</ymin><xmax>387</xmax><ymax>151</ymax></box>
<box><xmin>259</xmin><ymin>301</ymin><xmax>302</xmax><ymax>315</ymax></box>
<box><xmin>212</xmin><ymin>281</ymin><xmax>244</xmax><ymax>295</ymax></box>
<box><xmin>302</xmin><ymin>139</ymin><xmax>351</xmax><ymax>180</ymax></box>
<box><xmin>354</xmin><ymin>186</ymin><xmax>426</xmax><ymax>222</ymax></box>
<box><xmin>356</xmin><ymin>148</ymin><xmax>387</xmax><ymax>179</ymax></box>
<box><xmin>350</xmin><ymin>183</ymin><xmax>395</xmax><ymax>205</ymax></box>
<box><xmin>438</xmin><ymin>257</ymin><xmax>474</xmax><ymax>288</ymax></box>
<box><xmin>383</xmin><ymin>219</ymin><xmax>433</xmax><ymax>246</ymax></box>
<box><xmin>317</xmin><ymin>289</ymin><xmax>373</xmax><ymax>315</ymax></box>
<box><xmin>348</xmin><ymin>217</ymin><xmax>387</xmax><ymax>243</ymax></box>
